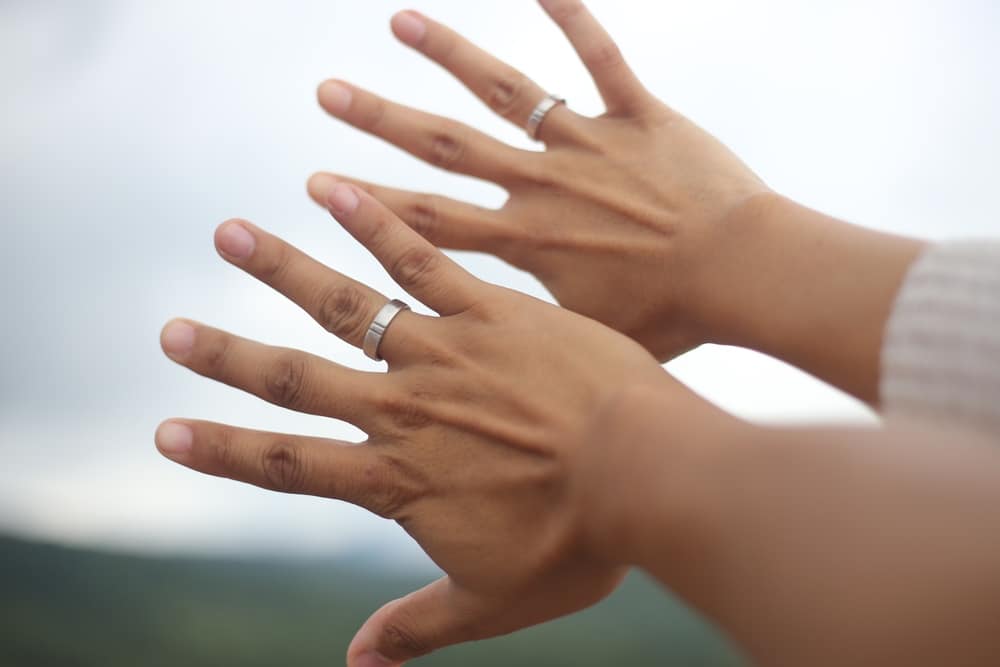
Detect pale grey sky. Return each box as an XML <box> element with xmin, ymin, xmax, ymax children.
<box><xmin>2</xmin><ymin>0</ymin><xmax>998</xmax><ymax>564</ymax></box>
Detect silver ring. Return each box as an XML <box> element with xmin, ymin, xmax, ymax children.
<box><xmin>363</xmin><ymin>299</ymin><xmax>411</xmax><ymax>362</ymax></box>
<box><xmin>526</xmin><ymin>93</ymin><xmax>566</xmax><ymax>141</ymax></box>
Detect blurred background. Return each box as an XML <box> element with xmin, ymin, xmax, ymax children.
<box><xmin>2</xmin><ymin>0</ymin><xmax>998</xmax><ymax>664</ymax></box>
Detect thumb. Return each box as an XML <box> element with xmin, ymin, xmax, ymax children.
<box><xmin>347</xmin><ymin>576</ymin><xmax>491</xmax><ymax>667</ymax></box>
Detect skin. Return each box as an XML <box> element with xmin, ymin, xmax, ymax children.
<box><xmin>307</xmin><ymin>0</ymin><xmax>925</xmax><ymax>404</ymax></box>
<box><xmin>157</xmin><ymin>184</ymin><xmax>705</xmax><ymax>666</ymax></box>
<box><xmin>157</xmin><ymin>187</ymin><xmax>1000</xmax><ymax>666</ymax></box>
<box><xmin>597</xmin><ymin>387</ymin><xmax>1000</xmax><ymax>667</ymax></box>
<box><xmin>155</xmin><ymin>1</ymin><xmax>1000</xmax><ymax>665</ymax></box>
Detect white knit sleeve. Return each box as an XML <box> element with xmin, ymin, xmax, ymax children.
<box><xmin>880</xmin><ymin>241</ymin><xmax>1000</xmax><ymax>438</ymax></box>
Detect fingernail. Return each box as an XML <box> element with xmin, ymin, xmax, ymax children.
<box><xmin>156</xmin><ymin>421</ymin><xmax>193</xmax><ymax>457</ymax></box>
<box><xmin>161</xmin><ymin>320</ymin><xmax>196</xmax><ymax>357</ymax></box>
<box><xmin>217</xmin><ymin>221</ymin><xmax>255</xmax><ymax>260</ymax></box>
<box><xmin>327</xmin><ymin>183</ymin><xmax>360</xmax><ymax>217</ymax></box>
<box><xmin>353</xmin><ymin>651</ymin><xmax>394</xmax><ymax>667</ymax></box>
<box><xmin>392</xmin><ymin>11</ymin><xmax>427</xmax><ymax>46</ymax></box>
<box><xmin>319</xmin><ymin>81</ymin><xmax>352</xmax><ymax>114</ymax></box>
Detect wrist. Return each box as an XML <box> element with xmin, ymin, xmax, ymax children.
<box><xmin>575</xmin><ymin>373</ymin><xmax>747</xmax><ymax>569</ymax></box>
<box><xmin>684</xmin><ymin>190</ymin><xmax>795</xmax><ymax>348</ymax></box>
<box><xmin>687</xmin><ymin>191</ymin><xmax>926</xmax><ymax>404</ymax></box>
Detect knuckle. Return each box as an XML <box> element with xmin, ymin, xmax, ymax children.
<box><xmin>518</xmin><ymin>152</ymin><xmax>563</xmax><ymax>188</ymax></box>
<box><xmin>360</xmin><ymin>452</ymin><xmax>419</xmax><ymax>519</ymax></box>
<box><xmin>263</xmin><ymin>352</ymin><xmax>309</xmax><ymax>409</ymax></box>
<box><xmin>214</xmin><ymin>426</ymin><xmax>239</xmax><ymax>472</ymax></box>
<box><xmin>203</xmin><ymin>334</ymin><xmax>232</xmax><ymax>375</ymax></box>
<box><xmin>257</xmin><ymin>243</ymin><xmax>293</xmax><ymax>284</ymax></box>
<box><xmin>525</xmin><ymin>226</ymin><xmax>577</xmax><ymax>256</ymax></box>
<box><xmin>261</xmin><ymin>440</ymin><xmax>308</xmax><ymax>494</ymax></box>
<box><xmin>377</xmin><ymin>389</ymin><xmax>434</xmax><ymax>431</ymax></box>
<box><xmin>361</xmin><ymin>96</ymin><xmax>388</xmax><ymax>133</ymax></box>
<box><xmin>382</xmin><ymin>619</ymin><xmax>429</xmax><ymax>658</ymax></box>
<box><xmin>418</xmin><ymin>338</ymin><xmax>461</xmax><ymax>370</ymax></box>
<box><xmin>428</xmin><ymin>123</ymin><xmax>466</xmax><ymax>170</ymax></box>
<box><xmin>467</xmin><ymin>303</ymin><xmax>503</xmax><ymax>330</ymax></box>
<box><xmin>486</xmin><ymin>72</ymin><xmax>528</xmax><ymax>118</ymax></box>
<box><xmin>585</xmin><ymin>41</ymin><xmax>625</xmax><ymax>71</ymax></box>
<box><xmin>361</xmin><ymin>212</ymin><xmax>395</xmax><ymax>257</ymax></box>
<box><xmin>407</xmin><ymin>194</ymin><xmax>438</xmax><ymax>240</ymax></box>
<box><xmin>389</xmin><ymin>246</ymin><xmax>437</xmax><ymax>292</ymax></box>
<box><xmin>433</xmin><ymin>31</ymin><xmax>459</xmax><ymax>61</ymax></box>
<box><xmin>315</xmin><ymin>284</ymin><xmax>372</xmax><ymax>342</ymax></box>
<box><xmin>368</xmin><ymin>479</ymin><xmax>410</xmax><ymax>521</ymax></box>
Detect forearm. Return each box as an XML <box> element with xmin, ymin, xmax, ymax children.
<box><xmin>596</xmin><ymin>386</ymin><xmax>1000</xmax><ymax>665</ymax></box>
<box><xmin>693</xmin><ymin>193</ymin><xmax>926</xmax><ymax>405</ymax></box>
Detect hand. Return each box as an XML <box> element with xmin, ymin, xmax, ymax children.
<box><xmin>156</xmin><ymin>182</ymin><xmax>704</xmax><ymax>665</ymax></box>
<box><xmin>307</xmin><ymin>0</ymin><xmax>771</xmax><ymax>361</ymax></box>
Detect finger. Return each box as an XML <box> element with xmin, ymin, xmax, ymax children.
<box><xmin>154</xmin><ymin>419</ymin><xmax>408</xmax><ymax>518</ymax></box>
<box><xmin>347</xmin><ymin>577</ymin><xmax>492</xmax><ymax>666</ymax></box>
<box><xmin>317</xmin><ymin>80</ymin><xmax>533</xmax><ymax>183</ymax></box>
<box><xmin>389</xmin><ymin>10</ymin><xmax>580</xmax><ymax>143</ymax></box>
<box><xmin>214</xmin><ymin>218</ymin><xmax>401</xmax><ymax>351</ymax></box>
<box><xmin>347</xmin><ymin>567</ymin><xmax>625</xmax><ymax>665</ymax></box>
<box><xmin>325</xmin><ymin>182</ymin><xmax>490</xmax><ymax>319</ymax></box>
<box><xmin>160</xmin><ymin>318</ymin><xmax>381</xmax><ymax>429</ymax></box>
<box><xmin>308</xmin><ymin>172</ymin><xmax>514</xmax><ymax>253</ymax></box>
<box><xmin>539</xmin><ymin>0</ymin><xmax>649</xmax><ymax>114</ymax></box>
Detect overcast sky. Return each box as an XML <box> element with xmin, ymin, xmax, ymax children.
<box><xmin>2</xmin><ymin>0</ymin><xmax>998</xmax><ymax>565</ymax></box>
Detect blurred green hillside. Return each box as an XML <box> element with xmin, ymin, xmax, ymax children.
<box><xmin>0</xmin><ymin>535</ymin><xmax>743</xmax><ymax>666</ymax></box>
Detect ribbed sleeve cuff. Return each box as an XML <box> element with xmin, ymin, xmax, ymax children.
<box><xmin>880</xmin><ymin>241</ymin><xmax>1000</xmax><ymax>437</ymax></box>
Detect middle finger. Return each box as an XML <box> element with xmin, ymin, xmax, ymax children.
<box><xmin>317</xmin><ymin>80</ymin><xmax>535</xmax><ymax>184</ymax></box>
<box><xmin>390</xmin><ymin>10</ymin><xmax>578</xmax><ymax>143</ymax></box>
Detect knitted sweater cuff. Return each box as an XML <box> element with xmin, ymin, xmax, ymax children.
<box><xmin>880</xmin><ymin>241</ymin><xmax>1000</xmax><ymax>437</ymax></box>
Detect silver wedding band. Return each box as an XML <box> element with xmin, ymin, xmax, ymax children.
<box><xmin>526</xmin><ymin>93</ymin><xmax>566</xmax><ymax>141</ymax></box>
<box><xmin>363</xmin><ymin>299</ymin><xmax>411</xmax><ymax>362</ymax></box>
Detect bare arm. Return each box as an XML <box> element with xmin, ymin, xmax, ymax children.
<box><xmin>700</xmin><ymin>194</ymin><xmax>925</xmax><ymax>404</ymax></box>
<box><xmin>590</xmin><ymin>382</ymin><xmax>1000</xmax><ymax>666</ymax></box>
<box><xmin>159</xmin><ymin>182</ymin><xmax>997</xmax><ymax>665</ymax></box>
